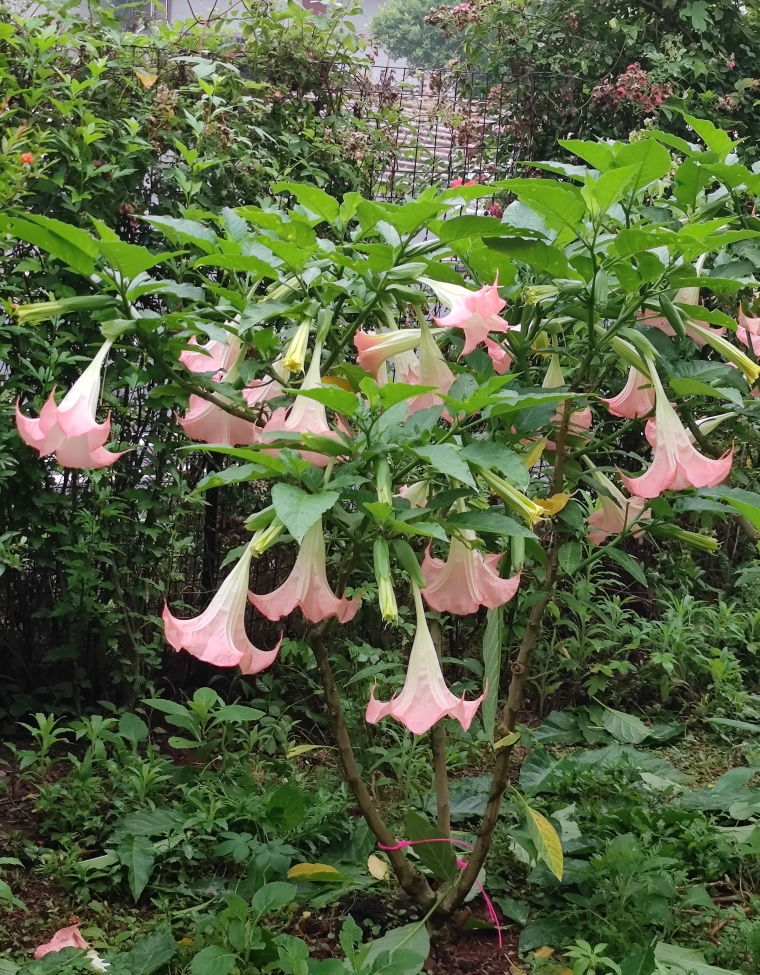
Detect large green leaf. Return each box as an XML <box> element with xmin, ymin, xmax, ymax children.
<box><xmin>412</xmin><ymin>444</ymin><xmax>476</xmax><ymax>488</ymax></box>
<box><xmin>4</xmin><ymin>215</ymin><xmax>97</xmax><ymax>277</ymax></box>
<box><xmin>294</xmin><ymin>386</ymin><xmax>359</xmax><ymax>416</ymax></box>
<box><xmin>485</xmin><ymin>236</ymin><xmax>581</xmax><ymax>278</ymax></box>
<box><xmin>271</xmin><ymin>484</ymin><xmax>338</xmax><ymax>544</ymax></box>
<box><xmin>144</xmin><ymin>215</ymin><xmax>219</xmax><ymax>253</ymax></box>
<box><xmin>503</xmin><ymin>179</ymin><xmax>586</xmax><ymax>235</ymax></box>
<box><xmin>606</xmin><ymin>548</ymin><xmax>647</xmax><ymax>586</ymax></box>
<box><xmin>190</xmin><ymin>946</ymin><xmax>236</xmax><ymax>975</ymax></box>
<box><xmin>362</xmin><ymin>922</ymin><xmax>430</xmax><ymax>973</ymax></box>
<box><xmin>111</xmin><ymin>927</ymin><xmax>176</xmax><ymax>975</ymax></box>
<box><xmin>559</xmin><ymin>139</ymin><xmax>614</xmax><ymax>172</ymax></box>
<box><xmin>523</xmin><ymin>803</ymin><xmax>563</xmax><ymax>880</ymax></box>
<box><xmin>272</xmin><ymin>181</ymin><xmax>340</xmax><ymax>224</ymax></box>
<box><xmin>655</xmin><ymin>942</ymin><xmax>742</xmax><ymax>975</ymax></box>
<box><xmin>117</xmin><ymin>834</ymin><xmax>155</xmax><ymax>901</ymax></box>
<box><xmin>611</xmin><ymin>139</ymin><xmax>672</xmax><ymax>192</ymax></box>
<box><xmin>620</xmin><ymin>948</ymin><xmax>656</xmax><ymax>975</ymax></box>
<box><xmin>460</xmin><ymin>442</ymin><xmax>529</xmax><ymax>488</ymax></box>
<box><xmin>405</xmin><ymin>810</ymin><xmax>458</xmax><ymax>883</ymax></box>
<box><xmin>445</xmin><ymin>508</ymin><xmax>536</xmax><ymax>538</ymax></box>
<box><xmin>600</xmin><ymin>705</ymin><xmax>649</xmax><ymax>745</ymax></box>
<box><xmin>683</xmin><ymin>115</ymin><xmax>738</xmax><ymax>161</ymax></box>
<box><xmin>251</xmin><ymin>881</ymin><xmax>297</xmax><ymax>920</ymax></box>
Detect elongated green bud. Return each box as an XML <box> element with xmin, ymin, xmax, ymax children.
<box><xmin>659</xmin><ymin>294</ymin><xmax>686</xmax><ymax>341</ymax></box>
<box><xmin>648</xmin><ymin>523</ymin><xmax>718</xmax><ymax>553</ymax></box>
<box><xmin>391</xmin><ymin>539</ymin><xmax>427</xmax><ymax>589</ymax></box>
<box><xmin>373</xmin><ymin>537</ymin><xmax>398</xmax><ymax>622</ymax></box>
<box><xmin>245</xmin><ymin>505</ymin><xmax>276</xmax><ymax>530</ymax></box>
<box><xmin>477</xmin><ymin>467</ymin><xmax>544</xmax><ymax>527</ymax></box>
<box><xmin>511</xmin><ymin>536</ymin><xmax>525</xmax><ymax>572</ymax></box>
<box><xmin>375</xmin><ymin>456</ymin><xmax>393</xmax><ymax>506</ymax></box>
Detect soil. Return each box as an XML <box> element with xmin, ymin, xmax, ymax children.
<box><xmin>292</xmin><ymin>894</ymin><xmax>522</xmax><ymax>975</ymax></box>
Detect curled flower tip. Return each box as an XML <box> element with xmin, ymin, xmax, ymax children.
<box><xmin>421</xmin><ymin>528</ymin><xmax>520</xmax><ymax>616</ymax></box>
<box><xmin>620</xmin><ymin>361</ymin><xmax>733</xmax><ymax>498</ymax></box>
<box><xmin>426</xmin><ymin>277</ymin><xmax>509</xmax><ymax>356</ymax></box>
<box><xmin>282</xmin><ymin>319</ymin><xmax>311</xmax><ymax>374</ymax></box>
<box><xmin>366</xmin><ymin>582</ymin><xmax>485</xmax><ymax>735</ymax></box>
<box><xmin>163</xmin><ymin>539</ymin><xmax>281</xmax><ymax>673</ymax></box>
<box><xmin>250</xmin><ymin>518</ymin><xmax>361</xmax><ymax>624</ymax></box>
<box><xmin>484</xmin><ymin>336</ymin><xmax>511</xmax><ymax>375</ymax></box>
<box><xmin>353</xmin><ymin>329</ymin><xmax>421</xmax><ymax>378</ymax></box>
<box><xmin>397</xmin><ymin>481</ymin><xmax>429</xmax><ymax>508</ymax></box>
<box><xmin>586</xmin><ymin>472</ymin><xmax>650</xmax><ymax>546</ymax></box>
<box><xmin>408</xmin><ymin>319</ymin><xmax>455</xmax><ymax>417</ymax></box>
<box><xmin>15</xmin><ymin>341</ymin><xmax>127</xmax><ymax>469</ymax></box>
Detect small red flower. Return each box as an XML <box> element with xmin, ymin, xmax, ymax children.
<box><xmin>487</xmin><ymin>202</ymin><xmax>504</xmax><ymax>219</ymax></box>
<box><xmin>20</xmin><ymin>152</ymin><xmax>33</xmax><ymax>165</ymax></box>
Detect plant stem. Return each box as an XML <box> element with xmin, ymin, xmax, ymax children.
<box><xmin>308</xmin><ymin>623</ymin><xmax>436</xmax><ymax>909</ymax></box>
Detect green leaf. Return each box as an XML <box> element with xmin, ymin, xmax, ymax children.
<box><xmin>481</xmin><ymin>608</ymin><xmax>502</xmax><ymax>744</ymax></box>
<box><xmin>117</xmin><ymin>835</ymin><xmax>155</xmax><ymax>901</ymax></box>
<box><xmin>363</xmin><ymin>923</ymin><xmax>430</xmax><ymax>973</ymax></box>
<box><xmin>271</xmin><ymin>484</ymin><xmax>339</xmax><ymax>544</ymax></box>
<box><xmin>192</xmin><ymin>253</ymin><xmax>279</xmax><ymax>278</ymax></box>
<box><xmin>379</xmin><ymin>383</ymin><xmax>435</xmax><ymax>409</ymax></box>
<box><xmin>600</xmin><ymin>705</ymin><xmax>649</xmax><ymax>745</ymax></box>
<box><xmin>190</xmin><ymin>946</ymin><xmax>236</xmax><ymax>975</ymax></box>
<box><xmin>118</xmin><ymin>712</ymin><xmax>148</xmax><ymax>746</ymax></box>
<box><xmin>98</xmin><ymin>242</ymin><xmax>175</xmax><ymax>281</ymax></box>
<box><xmin>519</xmin><ymin>749</ymin><xmax>561</xmax><ymax>795</ymax></box>
<box><xmin>654</xmin><ymin>943</ymin><xmax>743</xmax><ymax>975</ymax></box>
<box><xmin>518</xmin><ymin>918</ymin><xmax>573</xmax><ymax>952</ymax></box>
<box><xmin>194</xmin><ymin>463</ymin><xmax>274</xmax><ymax>493</ymax></box>
<box><xmin>405</xmin><ymin>810</ymin><xmax>458</xmax><ymax>883</ymax></box>
<box><xmin>239</xmin><ymin>299</ymin><xmax>302</xmax><ymax>331</ymax></box>
<box><xmin>216</xmin><ymin>704</ymin><xmax>265</xmax><ymax>722</ymax></box>
<box><xmin>590</xmin><ymin>165</ymin><xmax>639</xmax><ymax>211</ymax></box>
<box><xmin>503</xmin><ymin>179</ymin><xmax>586</xmax><ymax>236</ymax></box>
<box><xmin>112</xmin><ymin>927</ymin><xmax>176</xmax><ymax>975</ymax></box>
<box><xmin>266</xmin><ymin>784</ymin><xmax>306</xmax><ymax>831</ymax></box>
<box><xmin>708</xmin><ymin>717</ymin><xmax>760</xmax><ymax>734</ymax></box>
<box><xmin>485</xmin><ymin>237</ymin><xmax>580</xmax><ymax>278</ymax></box>
<box><xmin>683</xmin><ymin>115</ymin><xmax>737</xmax><ymax>161</ymax></box>
<box><xmin>437</xmin><ymin>215</ymin><xmax>506</xmax><ymax>242</ymax></box>
<box><xmin>611</xmin><ymin>139</ymin><xmax>672</xmax><ymax>192</ymax></box>
<box><xmin>460</xmin><ymin>442</ymin><xmax>529</xmax><ymax>488</ymax></box>
<box><xmin>559</xmin><ymin>139</ymin><xmax>614</xmax><ymax>172</ymax></box>
<box><xmin>524</xmin><ymin>804</ymin><xmax>563</xmax><ymax>880</ymax></box>
<box><xmin>412</xmin><ymin>444</ymin><xmax>476</xmax><ymax>488</ymax></box>
<box><xmin>4</xmin><ymin>215</ymin><xmax>97</xmax><ymax>277</ymax></box>
<box><xmin>387</xmin><ymin>518</ymin><xmax>449</xmax><ymax>542</ymax></box>
<box><xmin>445</xmin><ymin>508</ymin><xmax>536</xmax><ymax>538</ymax></box>
<box><xmin>293</xmin><ymin>386</ymin><xmax>359</xmax><ymax>416</ymax></box>
<box><xmin>250</xmin><ymin>881</ymin><xmax>297</xmax><ymax>920</ymax></box>
<box><xmin>144</xmin><ymin>215</ymin><xmax>219</xmax><ymax>253</ymax></box>
<box><xmin>606</xmin><ymin>548</ymin><xmax>647</xmax><ymax>585</ymax></box>
<box><xmin>620</xmin><ymin>948</ymin><xmax>656</xmax><ymax>975</ymax></box>
<box><xmin>558</xmin><ymin>540</ymin><xmax>582</xmax><ymax>576</ymax></box>
<box><xmin>272</xmin><ymin>182</ymin><xmax>340</xmax><ymax>225</ymax></box>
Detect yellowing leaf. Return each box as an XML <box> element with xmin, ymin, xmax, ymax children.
<box><xmin>525</xmin><ymin>806</ymin><xmax>563</xmax><ymax>880</ymax></box>
<box><xmin>135</xmin><ymin>69</ymin><xmax>158</xmax><ymax>89</ymax></box>
<box><xmin>286</xmin><ymin>743</ymin><xmax>329</xmax><ymax>758</ymax></box>
<box><xmin>534</xmin><ymin>947</ymin><xmax>555</xmax><ymax>959</ymax></box>
<box><xmin>322</xmin><ymin>375</ymin><xmax>354</xmax><ymax>392</ymax></box>
<box><xmin>287</xmin><ymin>863</ymin><xmax>339</xmax><ymax>880</ymax></box>
<box><xmin>522</xmin><ymin>438</ymin><xmax>547</xmax><ymax>470</ymax></box>
<box><xmin>536</xmin><ymin>493</ymin><xmax>571</xmax><ymax>516</ymax></box>
<box><xmin>494</xmin><ymin>730</ymin><xmax>521</xmax><ymax>750</ymax></box>
<box><xmin>178</xmin><ymin>938</ymin><xmax>194</xmax><ymax>946</ymax></box>
<box><xmin>367</xmin><ymin>854</ymin><xmax>389</xmax><ymax>880</ymax></box>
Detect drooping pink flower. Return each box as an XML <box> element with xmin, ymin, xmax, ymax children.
<box><xmin>34</xmin><ymin>926</ymin><xmax>89</xmax><ymax>959</ymax></box>
<box><xmin>484</xmin><ymin>337</ymin><xmax>511</xmax><ymax>375</ymax></box>
<box><xmin>398</xmin><ymin>481</ymin><xmax>429</xmax><ymax>507</ymax></box>
<box><xmin>431</xmin><ymin>280</ymin><xmax>509</xmax><ymax>356</ymax></box>
<box><xmin>602</xmin><ymin>367</ymin><xmax>655</xmax><ymax>419</ymax></box>
<box><xmin>620</xmin><ymin>362</ymin><xmax>733</xmax><ymax>498</ymax></box>
<box><xmin>15</xmin><ymin>341</ymin><xmax>127</xmax><ymax>469</ymax></box>
<box><xmin>259</xmin><ymin>350</ymin><xmax>345</xmax><ymax>467</ymax></box>
<box><xmin>366</xmin><ymin>582</ymin><xmax>485</xmax><ymax>735</ymax></box>
<box><xmin>645</xmin><ymin>411</ymin><xmax>735</xmax><ymax>449</ymax></box>
<box><xmin>353</xmin><ymin>329</ymin><xmax>421</xmax><ymax>378</ymax></box>
<box><xmin>394</xmin><ymin>348</ymin><xmax>421</xmax><ymax>384</ymax></box>
<box><xmin>178</xmin><ymin>378</ymin><xmax>282</xmax><ymax>446</ymax></box>
<box><xmin>249</xmin><ymin>519</ymin><xmax>361</xmax><ymax>624</ymax></box>
<box><xmin>739</xmin><ymin>305</ymin><xmax>760</xmax><ymax>336</ymax></box>
<box><xmin>586</xmin><ymin>470</ymin><xmax>649</xmax><ymax>545</ymax></box>
<box><xmin>180</xmin><ymin>334</ymin><xmax>241</xmax><ymax>373</ymax></box>
<box><xmin>408</xmin><ymin>320</ymin><xmax>455</xmax><ymax>416</ymax></box>
<box><xmin>421</xmin><ymin>532</ymin><xmax>520</xmax><ymax>615</ymax></box>
<box><xmin>543</xmin><ymin>355</ymin><xmax>591</xmax><ymax>445</ymax></box>
<box><xmin>163</xmin><ymin>539</ymin><xmax>281</xmax><ymax>672</ymax></box>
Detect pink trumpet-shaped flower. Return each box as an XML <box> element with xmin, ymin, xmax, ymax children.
<box><xmin>178</xmin><ymin>378</ymin><xmax>282</xmax><ymax>446</ymax></box>
<box><xmin>586</xmin><ymin>469</ymin><xmax>649</xmax><ymax>545</ymax></box>
<box><xmin>421</xmin><ymin>531</ymin><xmax>520</xmax><ymax>615</ymax></box>
<box><xmin>249</xmin><ymin>519</ymin><xmax>361</xmax><ymax>624</ymax></box>
<box><xmin>484</xmin><ymin>337</ymin><xmax>511</xmax><ymax>374</ymax></box>
<box><xmin>163</xmin><ymin>539</ymin><xmax>281</xmax><ymax>672</ymax></box>
<box><xmin>394</xmin><ymin>348</ymin><xmax>421</xmax><ymax>385</ymax></box>
<box><xmin>430</xmin><ymin>279</ymin><xmax>509</xmax><ymax>356</ymax></box>
<box><xmin>180</xmin><ymin>334</ymin><xmax>241</xmax><ymax>373</ymax></box>
<box><xmin>620</xmin><ymin>362</ymin><xmax>733</xmax><ymax>498</ymax></box>
<box><xmin>15</xmin><ymin>341</ymin><xmax>127</xmax><ymax>469</ymax></box>
<box><xmin>740</xmin><ymin>305</ymin><xmax>760</xmax><ymax>336</ymax></box>
<box><xmin>602</xmin><ymin>367</ymin><xmax>655</xmax><ymax>419</ymax></box>
<box><xmin>543</xmin><ymin>355</ymin><xmax>591</xmax><ymax>444</ymax></box>
<box><xmin>353</xmin><ymin>329</ymin><xmax>421</xmax><ymax>378</ymax></box>
<box><xmin>366</xmin><ymin>582</ymin><xmax>485</xmax><ymax>735</ymax></box>
<box><xmin>645</xmin><ymin>411</ymin><xmax>735</xmax><ymax>450</ymax></box>
<box><xmin>408</xmin><ymin>320</ymin><xmax>455</xmax><ymax>416</ymax></box>
<box><xmin>259</xmin><ymin>350</ymin><xmax>343</xmax><ymax>467</ymax></box>
<box><xmin>34</xmin><ymin>926</ymin><xmax>89</xmax><ymax>959</ymax></box>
